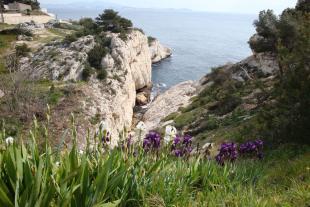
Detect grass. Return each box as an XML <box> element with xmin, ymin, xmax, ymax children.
<box><xmin>0</xmin><ymin>34</ymin><xmax>16</xmax><ymax>55</ymax></box>
<box><xmin>0</xmin><ymin>34</ymin><xmax>16</xmax><ymax>74</ymax></box>
<box><xmin>0</xmin><ymin>114</ymin><xmax>309</xmax><ymax>207</ymax></box>
<box><xmin>0</xmin><ymin>23</ymin><xmax>14</xmax><ymax>31</ymax></box>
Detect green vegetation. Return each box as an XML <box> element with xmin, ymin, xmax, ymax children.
<box><xmin>95</xmin><ymin>9</ymin><xmax>133</xmax><ymax>33</ymax></box>
<box><xmin>148</xmin><ymin>36</ymin><xmax>156</xmax><ymax>45</ymax></box>
<box><xmin>15</xmin><ymin>43</ymin><xmax>31</xmax><ymax>57</ymax></box>
<box><xmin>0</xmin><ymin>34</ymin><xmax>16</xmax><ymax>55</ymax></box>
<box><xmin>81</xmin><ymin>64</ymin><xmax>94</xmax><ymax>81</ymax></box>
<box><xmin>97</xmin><ymin>69</ymin><xmax>108</xmax><ymax>80</ymax></box>
<box><xmin>62</xmin><ymin>33</ymin><xmax>78</xmax><ymax>44</ymax></box>
<box><xmin>61</xmin><ymin>10</ymin><xmax>131</xmax><ymax>81</ymax></box>
<box><xmin>248</xmin><ymin>3</ymin><xmax>310</xmax><ymax>144</ymax></box>
<box><xmin>64</xmin><ymin>9</ymin><xmax>133</xmax><ymax>40</ymax></box>
<box><xmin>164</xmin><ymin>2</ymin><xmax>310</xmax><ymax>146</ymax></box>
<box><xmin>87</xmin><ymin>45</ymin><xmax>108</xmax><ymax>70</ymax></box>
<box><xmin>0</xmin><ymin>118</ymin><xmax>309</xmax><ymax>206</ymax></box>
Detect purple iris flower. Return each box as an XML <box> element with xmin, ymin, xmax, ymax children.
<box><xmin>143</xmin><ymin>131</ymin><xmax>161</xmax><ymax>151</ymax></box>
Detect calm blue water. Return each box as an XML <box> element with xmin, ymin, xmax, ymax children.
<box><xmin>46</xmin><ymin>7</ymin><xmax>256</xmax><ymax>88</ymax></box>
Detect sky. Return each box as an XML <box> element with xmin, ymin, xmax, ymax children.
<box><xmin>40</xmin><ymin>0</ymin><xmax>297</xmax><ymax>14</ymax></box>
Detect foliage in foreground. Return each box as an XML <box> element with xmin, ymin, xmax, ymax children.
<box><xmin>0</xmin><ymin>116</ymin><xmax>309</xmax><ymax>207</ymax></box>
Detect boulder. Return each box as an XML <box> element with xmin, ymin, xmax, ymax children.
<box><xmin>136</xmin><ymin>92</ymin><xmax>148</xmax><ymax>105</ymax></box>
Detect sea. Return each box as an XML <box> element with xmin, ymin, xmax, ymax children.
<box><xmin>45</xmin><ymin>7</ymin><xmax>257</xmax><ymax>89</ymax></box>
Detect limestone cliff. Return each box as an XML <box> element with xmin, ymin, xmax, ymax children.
<box><xmin>20</xmin><ymin>30</ymin><xmax>170</xmax><ymax>146</ymax></box>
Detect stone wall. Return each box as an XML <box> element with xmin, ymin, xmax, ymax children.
<box><xmin>3</xmin><ymin>13</ymin><xmax>54</xmax><ymax>24</ymax></box>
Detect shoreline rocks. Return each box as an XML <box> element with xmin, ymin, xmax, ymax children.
<box><xmin>149</xmin><ymin>39</ymin><xmax>172</xmax><ymax>63</ymax></box>
<box><xmin>143</xmin><ymin>80</ymin><xmax>198</xmax><ymax>132</ymax></box>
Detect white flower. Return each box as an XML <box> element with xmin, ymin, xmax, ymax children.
<box><xmin>99</xmin><ymin>121</ymin><xmax>108</xmax><ymax>131</ymax></box>
<box><xmin>79</xmin><ymin>150</ymin><xmax>84</xmax><ymax>155</ymax></box>
<box><xmin>55</xmin><ymin>161</ymin><xmax>60</xmax><ymax>167</ymax></box>
<box><xmin>5</xmin><ymin>137</ymin><xmax>14</xmax><ymax>145</ymax></box>
<box><xmin>164</xmin><ymin>125</ymin><xmax>177</xmax><ymax>143</ymax></box>
<box><xmin>203</xmin><ymin>143</ymin><xmax>215</xmax><ymax>149</ymax></box>
<box><xmin>136</xmin><ymin>121</ymin><xmax>146</xmax><ymax>131</ymax></box>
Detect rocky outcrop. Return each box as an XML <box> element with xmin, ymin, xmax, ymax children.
<box><xmin>20</xmin><ymin>35</ymin><xmax>96</xmax><ymax>81</ymax></box>
<box><xmin>21</xmin><ymin>30</ymin><xmax>154</xmax><ymax>146</ymax></box>
<box><xmin>106</xmin><ymin>31</ymin><xmax>152</xmax><ymax>89</ymax></box>
<box><xmin>143</xmin><ymin>81</ymin><xmax>197</xmax><ymax>131</ymax></box>
<box><xmin>149</xmin><ymin>39</ymin><xmax>172</xmax><ymax>63</ymax></box>
<box><xmin>199</xmin><ymin>52</ymin><xmax>279</xmax><ymax>86</ymax></box>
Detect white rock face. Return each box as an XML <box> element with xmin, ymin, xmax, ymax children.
<box><xmin>0</xmin><ymin>89</ymin><xmax>4</xmax><ymax>99</ymax></box>
<box><xmin>22</xmin><ymin>30</ymin><xmax>154</xmax><ymax>146</ymax></box>
<box><xmin>20</xmin><ymin>35</ymin><xmax>96</xmax><ymax>81</ymax></box>
<box><xmin>107</xmin><ymin>31</ymin><xmax>152</xmax><ymax>89</ymax></box>
<box><xmin>149</xmin><ymin>39</ymin><xmax>172</xmax><ymax>63</ymax></box>
<box><xmin>143</xmin><ymin>81</ymin><xmax>197</xmax><ymax>132</ymax></box>
<box><xmin>82</xmin><ymin>31</ymin><xmax>152</xmax><ymax>145</ymax></box>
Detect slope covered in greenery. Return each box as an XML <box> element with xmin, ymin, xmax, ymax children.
<box><xmin>165</xmin><ymin>1</ymin><xmax>310</xmax><ymax>146</ymax></box>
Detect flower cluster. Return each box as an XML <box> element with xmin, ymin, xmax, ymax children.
<box><xmin>171</xmin><ymin>135</ymin><xmax>193</xmax><ymax>157</ymax></box>
<box><xmin>143</xmin><ymin>131</ymin><xmax>161</xmax><ymax>151</ymax></box>
<box><xmin>239</xmin><ymin>139</ymin><xmax>263</xmax><ymax>159</ymax></box>
<box><xmin>215</xmin><ymin>142</ymin><xmax>238</xmax><ymax>165</ymax></box>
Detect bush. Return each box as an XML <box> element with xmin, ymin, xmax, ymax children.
<box><xmin>97</xmin><ymin>69</ymin><xmax>107</xmax><ymax>80</ymax></box>
<box><xmin>119</xmin><ymin>30</ymin><xmax>128</xmax><ymax>41</ymax></box>
<box><xmin>95</xmin><ymin>34</ymin><xmax>111</xmax><ymax>47</ymax></box>
<box><xmin>81</xmin><ymin>64</ymin><xmax>93</xmax><ymax>81</ymax></box>
<box><xmin>148</xmin><ymin>36</ymin><xmax>156</xmax><ymax>45</ymax></box>
<box><xmin>77</xmin><ymin>18</ymin><xmax>99</xmax><ymax>36</ymax></box>
<box><xmin>63</xmin><ymin>33</ymin><xmax>78</xmax><ymax>44</ymax></box>
<box><xmin>15</xmin><ymin>43</ymin><xmax>31</xmax><ymax>57</ymax></box>
<box><xmin>87</xmin><ymin>45</ymin><xmax>108</xmax><ymax>70</ymax></box>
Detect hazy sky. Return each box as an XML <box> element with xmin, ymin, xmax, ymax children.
<box><xmin>41</xmin><ymin>0</ymin><xmax>297</xmax><ymax>14</ymax></box>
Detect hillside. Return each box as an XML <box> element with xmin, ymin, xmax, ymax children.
<box><xmin>0</xmin><ymin>1</ymin><xmax>309</xmax><ymax>207</ymax></box>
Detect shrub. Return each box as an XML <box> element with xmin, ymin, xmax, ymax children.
<box><xmin>77</xmin><ymin>18</ymin><xmax>99</xmax><ymax>36</ymax></box>
<box><xmin>119</xmin><ymin>30</ymin><xmax>128</xmax><ymax>41</ymax></box>
<box><xmin>63</xmin><ymin>33</ymin><xmax>78</xmax><ymax>44</ymax></box>
<box><xmin>148</xmin><ymin>36</ymin><xmax>156</xmax><ymax>45</ymax></box>
<box><xmin>95</xmin><ymin>34</ymin><xmax>111</xmax><ymax>47</ymax></box>
<box><xmin>87</xmin><ymin>45</ymin><xmax>108</xmax><ymax>70</ymax></box>
<box><xmin>15</xmin><ymin>43</ymin><xmax>31</xmax><ymax>57</ymax></box>
<box><xmin>97</xmin><ymin>69</ymin><xmax>107</xmax><ymax>80</ymax></box>
<box><xmin>81</xmin><ymin>64</ymin><xmax>93</xmax><ymax>81</ymax></box>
